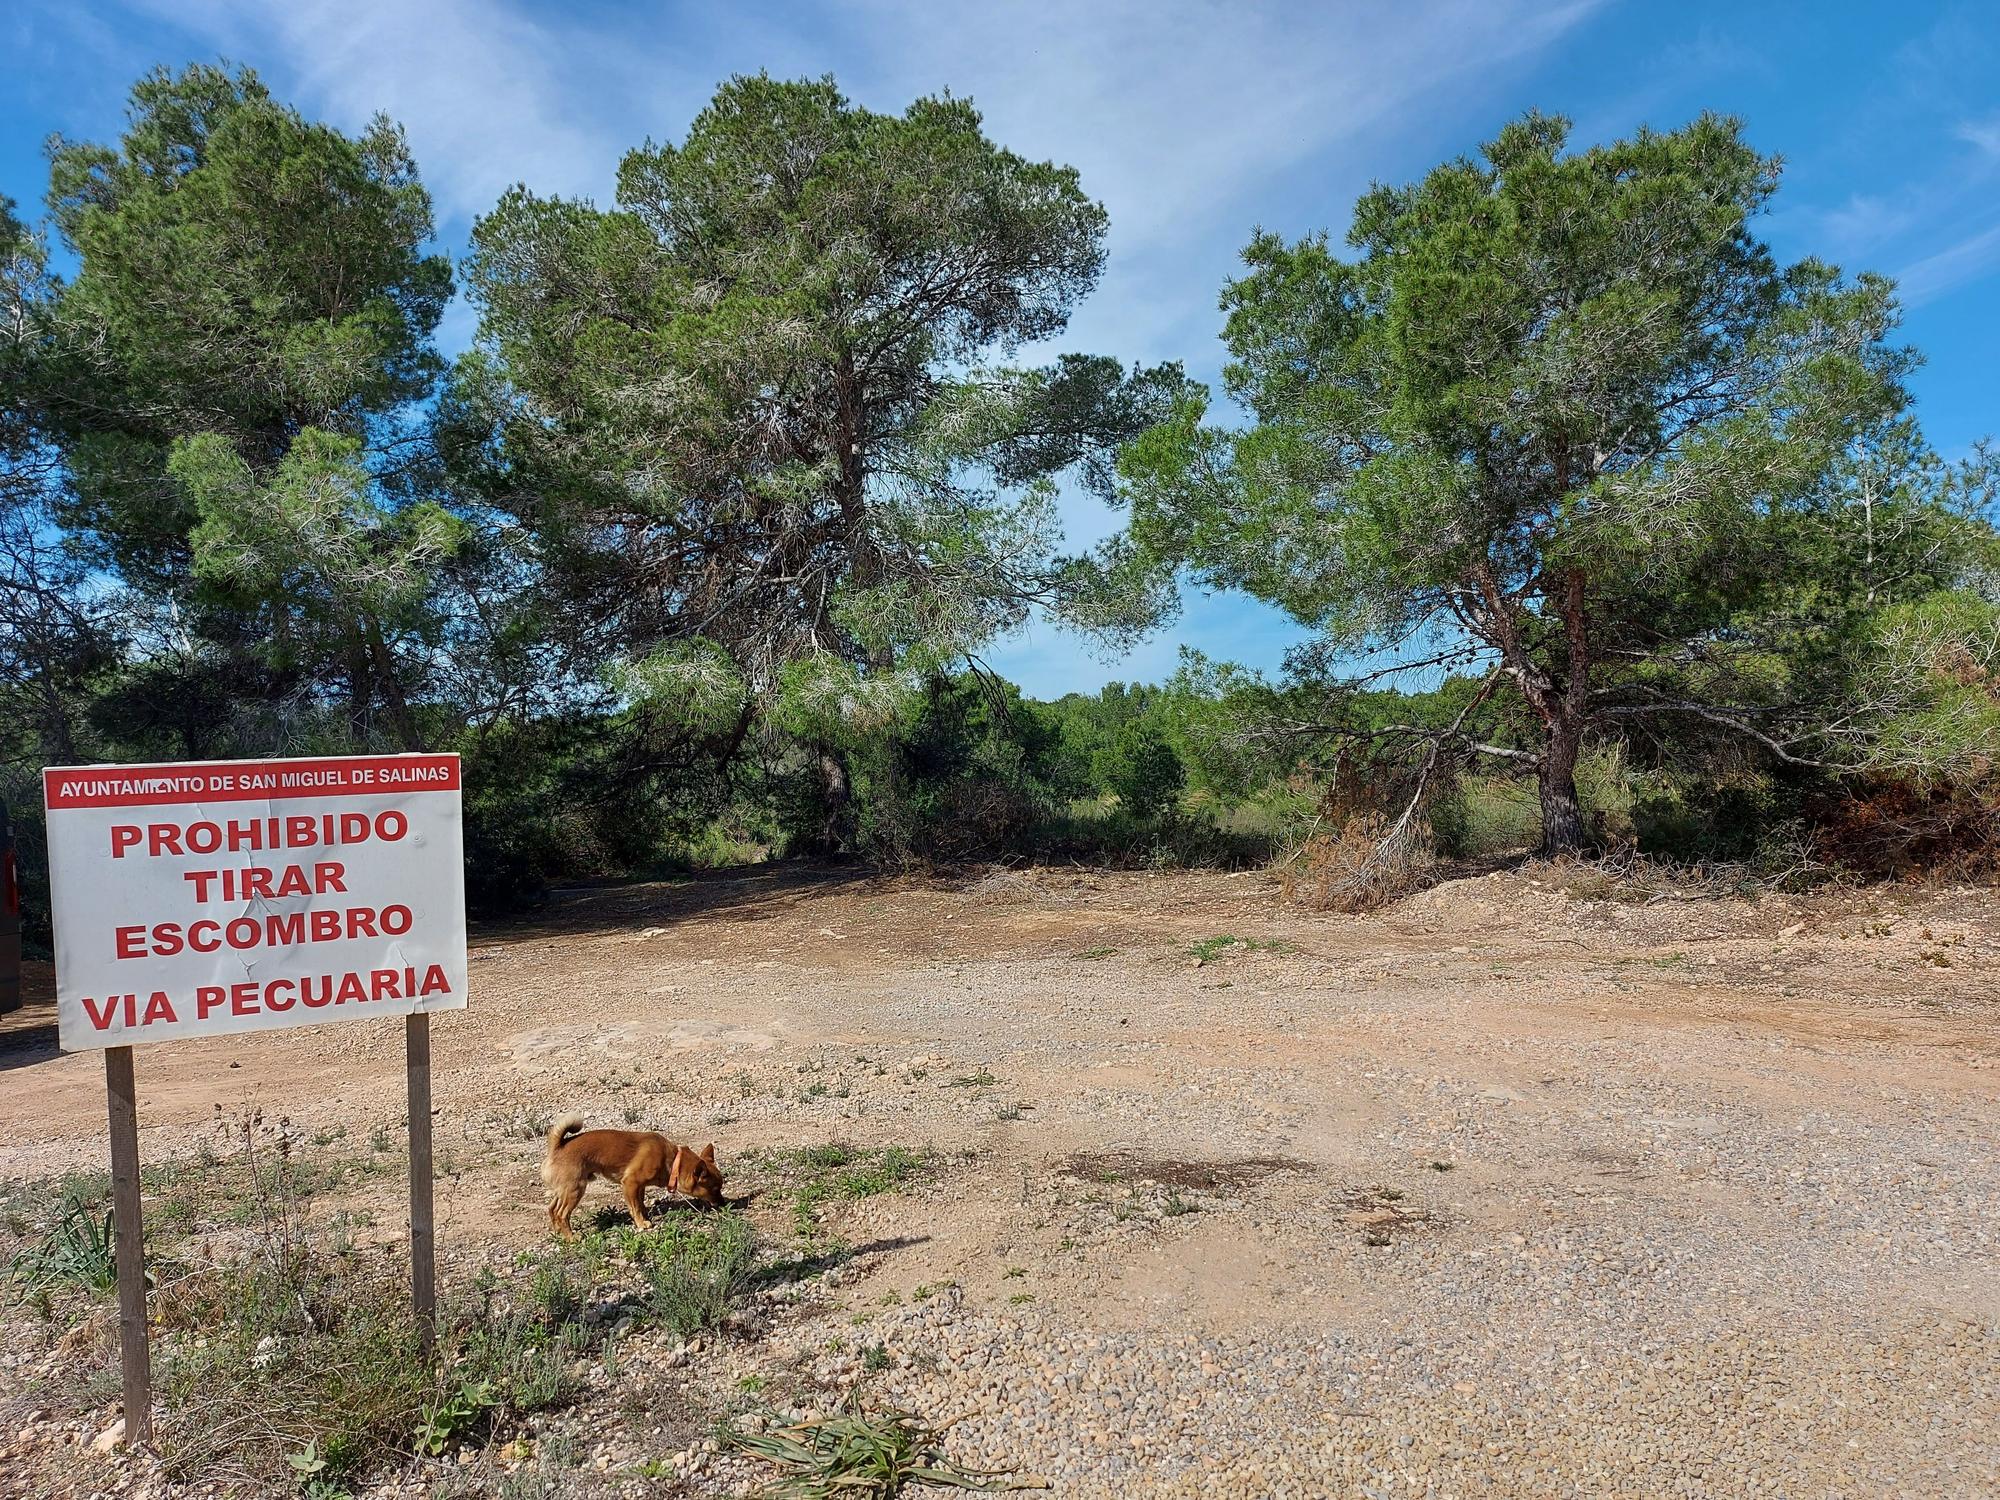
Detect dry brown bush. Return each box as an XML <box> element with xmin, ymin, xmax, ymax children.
<box><xmin>1810</xmin><ymin>774</ymin><xmax>2000</xmax><ymax>881</ymax></box>
<box><xmin>1279</xmin><ymin>811</ymin><xmax>1436</xmax><ymax>912</ymax></box>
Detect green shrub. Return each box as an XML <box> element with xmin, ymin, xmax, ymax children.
<box><xmin>1096</xmin><ymin>719</ymin><xmax>1184</xmax><ymax>817</ymax></box>
<box><xmin>1027</xmin><ymin>804</ymin><xmax>1272</xmax><ymax>868</ymax></box>
<box><xmin>157</xmin><ymin>1248</ymin><xmax>432</xmax><ymax>1483</ymax></box>
<box><xmin>1576</xmin><ymin>745</ymin><xmax>1639</xmax><ymax>846</ymax></box>
<box><xmin>150</xmin><ymin>1122</ymin><xmax>596</xmax><ymax>1487</ymax></box>
<box><xmin>1429</xmin><ymin>776</ymin><xmax>1540</xmax><ymax>858</ymax></box>
<box><xmin>724</xmin><ymin>1397</ymin><xmax>1044</xmax><ymax>1496</ymax></box>
<box><xmin>157</xmin><ymin>1242</ymin><xmax>599</xmax><ymax>1486</ymax></box>
<box><xmin>633</xmin><ymin>1211</ymin><xmax>758</xmax><ymax>1339</ymax></box>
<box><xmin>1631</xmin><ymin>773</ymin><xmax>1785</xmax><ymax>863</ymax></box>
<box><xmin>7</xmin><ymin>1194</ymin><xmax>118</xmax><ymax>1297</ymax></box>
<box><xmin>456</xmin><ymin>1278</ymin><xmax>588</xmax><ymax>1414</ymax></box>
<box><xmin>1431</xmin><ymin>747</ymin><xmax>1736</xmax><ymax>860</ymax></box>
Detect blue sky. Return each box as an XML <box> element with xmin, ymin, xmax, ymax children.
<box><xmin>4</xmin><ymin>1</ymin><xmax>1996</xmax><ymax>698</ymax></box>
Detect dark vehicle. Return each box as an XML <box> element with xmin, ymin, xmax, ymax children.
<box><xmin>1</xmin><ymin>800</ymin><xmax>20</xmax><ymax>1014</ymax></box>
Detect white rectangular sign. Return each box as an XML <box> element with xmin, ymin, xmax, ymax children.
<box><xmin>44</xmin><ymin>753</ymin><xmax>467</xmax><ymax>1050</ymax></box>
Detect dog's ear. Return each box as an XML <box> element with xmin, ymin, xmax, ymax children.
<box><xmin>700</xmin><ymin>1142</ymin><xmax>717</xmax><ymax>1166</ymax></box>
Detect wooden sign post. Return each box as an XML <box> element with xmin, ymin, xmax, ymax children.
<box><xmin>406</xmin><ymin>1012</ymin><xmax>437</xmax><ymax>1348</ymax></box>
<box><xmin>104</xmin><ymin>1045</ymin><xmax>150</xmax><ymax>1445</ymax></box>
<box><xmin>42</xmin><ymin>754</ymin><xmax>468</xmax><ymax>1447</ymax></box>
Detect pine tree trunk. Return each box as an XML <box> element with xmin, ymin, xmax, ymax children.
<box><xmin>365</xmin><ymin>619</ymin><xmax>424</xmax><ymax>751</ymax></box>
<box><xmin>1538</xmin><ymin>716</ymin><xmax>1587</xmax><ymax>855</ymax></box>
<box><xmin>815</xmin><ymin>746</ymin><xmax>854</xmax><ymax>856</ymax></box>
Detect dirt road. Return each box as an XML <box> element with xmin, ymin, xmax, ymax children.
<box><xmin>4</xmin><ymin>864</ymin><xmax>1997</xmax><ymax>1496</ymax></box>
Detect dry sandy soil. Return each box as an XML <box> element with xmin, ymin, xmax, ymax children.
<box><xmin>2</xmin><ymin>863</ymin><xmax>1997</xmax><ymax>1497</ymax></box>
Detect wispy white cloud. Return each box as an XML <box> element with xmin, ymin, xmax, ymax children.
<box><xmin>1888</xmin><ymin>6</ymin><xmax>2000</xmax><ymax>117</ymax></box>
<box><xmin>8</xmin><ymin>1</ymin><xmax>167</xmax><ymax>150</ymax></box>
<box><xmin>1563</xmin><ymin>21</ymin><xmax>1764</xmax><ymax>155</ymax></box>
<box><xmin>1779</xmin><ymin>116</ymin><xmax>2000</xmax><ymax>300</ymax></box>
<box><xmin>1759</xmin><ymin>7</ymin><xmax>2000</xmax><ymax>309</ymax></box>
<box><xmin>794</xmin><ymin>0</ymin><xmax>1606</xmax><ymax>561</ymax></box>
<box><xmin>120</xmin><ymin>0</ymin><xmax>662</xmax><ymax>223</ymax></box>
<box><xmin>1814</xmin><ymin>192</ymin><xmax>1921</xmax><ymax>256</ymax></box>
<box><xmin>1897</xmin><ymin>219</ymin><xmax>2000</xmax><ymax>306</ymax></box>
<box><xmin>823</xmin><ymin>0</ymin><xmax>1604</xmax><ymax>364</ymax></box>
<box><xmin>836</xmin><ymin>1</ymin><xmax>1600</xmax><ymax>250</ymax></box>
<box><xmin>1792</xmin><ymin>115</ymin><xmax>2000</xmax><ymax>305</ymax></box>
<box><xmin>1957</xmin><ymin>115</ymin><xmax>2000</xmax><ymax>159</ymax></box>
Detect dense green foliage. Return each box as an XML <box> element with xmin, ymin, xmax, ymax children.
<box><xmin>40</xmin><ymin>65</ymin><xmax>458</xmax><ymax>751</ymax></box>
<box><xmin>2</xmin><ymin>68</ymin><xmax>1996</xmax><ymax>931</ymax></box>
<box><xmin>454</xmin><ymin>74</ymin><xmax>1184</xmax><ymax>848</ymax></box>
<box><xmin>1119</xmin><ymin>113</ymin><xmax>2000</xmax><ymax>855</ymax></box>
<box><xmin>0</xmin><ymin>66</ymin><xmax>1212</xmax><ymax>929</ymax></box>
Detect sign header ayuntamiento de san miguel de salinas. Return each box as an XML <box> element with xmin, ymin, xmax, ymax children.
<box><xmin>44</xmin><ymin>754</ymin><xmax>467</xmax><ymax>1050</ymax></box>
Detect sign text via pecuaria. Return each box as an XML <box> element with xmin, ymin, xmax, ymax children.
<box><xmin>44</xmin><ymin>754</ymin><xmax>467</xmax><ymax>1050</ymax></box>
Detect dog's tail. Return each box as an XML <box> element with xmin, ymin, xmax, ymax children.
<box><xmin>540</xmin><ymin>1115</ymin><xmax>585</xmax><ymax>1183</ymax></box>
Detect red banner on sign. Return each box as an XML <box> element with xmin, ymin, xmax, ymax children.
<box><xmin>44</xmin><ymin>755</ymin><xmax>461</xmax><ymax>809</ymax></box>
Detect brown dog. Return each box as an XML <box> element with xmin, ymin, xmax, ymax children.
<box><xmin>541</xmin><ymin>1116</ymin><xmax>724</xmax><ymax>1234</ymax></box>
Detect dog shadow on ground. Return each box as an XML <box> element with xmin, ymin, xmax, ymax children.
<box><xmin>578</xmin><ymin>1192</ymin><xmax>932</xmax><ymax>1286</ymax></box>
<box><xmin>594</xmin><ymin>1186</ymin><xmax>765</xmax><ymax>1226</ymax></box>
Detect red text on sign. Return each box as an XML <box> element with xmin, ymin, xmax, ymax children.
<box><xmin>114</xmin><ymin>904</ymin><xmax>414</xmax><ymax>958</ymax></box>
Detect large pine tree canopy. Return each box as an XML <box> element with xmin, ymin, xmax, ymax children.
<box><xmin>0</xmin><ymin>68</ymin><xmax>1994</xmax><ymax>895</ymax></box>
<box><xmin>1115</xmin><ymin>113</ymin><xmax>2000</xmax><ymax>851</ymax></box>
<box><xmin>457</xmin><ymin>75</ymin><xmax>1186</xmax><ymax>722</ymax></box>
